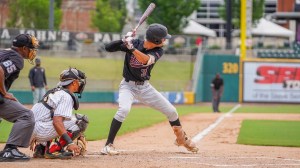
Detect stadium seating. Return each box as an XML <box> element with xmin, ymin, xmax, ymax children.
<box><xmin>256</xmin><ymin>42</ymin><xmax>300</xmax><ymax>59</ymax></box>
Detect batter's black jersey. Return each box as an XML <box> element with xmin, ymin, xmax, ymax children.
<box><xmin>105</xmin><ymin>39</ymin><xmax>163</xmax><ymax>81</ymax></box>
<box><xmin>0</xmin><ymin>49</ymin><xmax>24</xmax><ymax>90</ymax></box>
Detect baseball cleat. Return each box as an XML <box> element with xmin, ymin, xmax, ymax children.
<box><xmin>100</xmin><ymin>143</ymin><xmax>120</xmax><ymax>155</ymax></box>
<box><xmin>44</xmin><ymin>150</ymin><xmax>73</xmax><ymax>160</ymax></box>
<box><xmin>33</xmin><ymin>144</ymin><xmax>46</xmax><ymax>158</ymax></box>
<box><xmin>0</xmin><ymin>148</ymin><xmax>30</xmax><ymax>162</ymax></box>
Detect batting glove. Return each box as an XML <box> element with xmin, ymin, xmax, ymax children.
<box><xmin>125</xmin><ymin>37</ymin><xmax>134</xmax><ymax>50</ymax></box>
<box><xmin>125</xmin><ymin>31</ymin><xmax>133</xmax><ymax>38</ymax></box>
<box><xmin>122</xmin><ymin>31</ymin><xmax>134</xmax><ymax>43</ymax></box>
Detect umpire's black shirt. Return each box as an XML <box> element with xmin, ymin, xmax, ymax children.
<box><xmin>0</xmin><ymin>48</ymin><xmax>24</xmax><ymax>90</ymax></box>
<box><xmin>211</xmin><ymin>78</ymin><xmax>224</xmax><ymax>90</ymax></box>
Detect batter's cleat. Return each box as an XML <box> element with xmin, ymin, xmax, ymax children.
<box><xmin>33</xmin><ymin>144</ymin><xmax>46</xmax><ymax>158</ymax></box>
<box><xmin>100</xmin><ymin>143</ymin><xmax>120</xmax><ymax>155</ymax></box>
<box><xmin>0</xmin><ymin>148</ymin><xmax>30</xmax><ymax>162</ymax></box>
<box><xmin>44</xmin><ymin>150</ymin><xmax>73</xmax><ymax>160</ymax></box>
<box><xmin>173</xmin><ymin>126</ymin><xmax>199</xmax><ymax>153</ymax></box>
<box><xmin>174</xmin><ymin>139</ymin><xmax>199</xmax><ymax>153</ymax></box>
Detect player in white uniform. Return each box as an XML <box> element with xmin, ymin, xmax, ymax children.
<box><xmin>30</xmin><ymin>68</ymin><xmax>88</xmax><ymax>159</ymax></box>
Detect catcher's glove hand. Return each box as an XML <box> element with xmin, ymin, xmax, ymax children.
<box><xmin>76</xmin><ymin>135</ymin><xmax>87</xmax><ymax>156</ymax></box>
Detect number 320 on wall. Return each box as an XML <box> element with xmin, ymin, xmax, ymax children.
<box><xmin>222</xmin><ymin>62</ymin><xmax>239</xmax><ymax>74</ymax></box>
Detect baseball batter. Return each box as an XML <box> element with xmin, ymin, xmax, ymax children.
<box><xmin>100</xmin><ymin>23</ymin><xmax>198</xmax><ymax>155</ymax></box>
<box><xmin>30</xmin><ymin>68</ymin><xmax>88</xmax><ymax>159</ymax></box>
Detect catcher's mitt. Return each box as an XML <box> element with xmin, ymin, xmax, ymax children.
<box><xmin>76</xmin><ymin>135</ymin><xmax>87</xmax><ymax>156</ymax></box>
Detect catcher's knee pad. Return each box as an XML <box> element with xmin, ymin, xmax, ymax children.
<box><xmin>75</xmin><ymin>113</ymin><xmax>89</xmax><ymax>132</ymax></box>
<box><xmin>48</xmin><ymin>133</ymin><xmax>71</xmax><ymax>153</ymax></box>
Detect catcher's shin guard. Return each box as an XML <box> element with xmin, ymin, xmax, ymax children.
<box><xmin>49</xmin><ymin>132</ymin><xmax>73</xmax><ymax>153</ymax></box>
<box><xmin>172</xmin><ymin>126</ymin><xmax>199</xmax><ymax>153</ymax></box>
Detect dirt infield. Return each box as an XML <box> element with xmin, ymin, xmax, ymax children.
<box><xmin>1</xmin><ymin>104</ymin><xmax>300</xmax><ymax>168</ymax></box>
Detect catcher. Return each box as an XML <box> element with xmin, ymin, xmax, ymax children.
<box><xmin>30</xmin><ymin>68</ymin><xmax>88</xmax><ymax>159</ymax></box>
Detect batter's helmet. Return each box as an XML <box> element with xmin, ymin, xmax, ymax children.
<box><xmin>146</xmin><ymin>24</ymin><xmax>171</xmax><ymax>45</ymax></box>
<box><xmin>57</xmin><ymin>68</ymin><xmax>86</xmax><ymax>98</ymax></box>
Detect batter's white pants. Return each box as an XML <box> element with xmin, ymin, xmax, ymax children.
<box><xmin>114</xmin><ymin>79</ymin><xmax>179</xmax><ymax>122</ymax></box>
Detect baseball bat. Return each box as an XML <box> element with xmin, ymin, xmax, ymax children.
<box><xmin>132</xmin><ymin>3</ymin><xmax>156</xmax><ymax>36</ymax></box>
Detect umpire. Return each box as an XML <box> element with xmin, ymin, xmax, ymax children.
<box><xmin>211</xmin><ymin>73</ymin><xmax>224</xmax><ymax>113</ymax></box>
<box><xmin>0</xmin><ymin>34</ymin><xmax>39</xmax><ymax>162</ymax></box>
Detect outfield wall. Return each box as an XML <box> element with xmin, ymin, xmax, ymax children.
<box><xmin>195</xmin><ymin>54</ymin><xmax>240</xmax><ymax>102</ymax></box>
<box><xmin>11</xmin><ymin>90</ymin><xmax>194</xmax><ymax>105</ymax></box>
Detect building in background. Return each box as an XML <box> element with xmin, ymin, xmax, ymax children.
<box><xmin>0</xmin><ymin>0</ymin><xmax>297</xmax><ymax>37</ymax></box>
<box><xmin>60</xmin><ymin>0</ymin><xmax>97</xmax><ymax>32</ymax></box>
<box><xmin>0</xmin><ymin>0</ymin><xmax>9</xmax><ymax>28</ymax></box>
<box><xmin>271</xmin><ymin>0</ymin><xmax>300</xmax><ymax>42</ymax></box>
<box><xmin>0</xmin><ymin>0</ymin><xmax>98</xmax><ymax>32</ymax></box>
<box><xmin>194</xmin><ymin>0</ymin><xmax>278</xmax><ymax>37</ymax></box>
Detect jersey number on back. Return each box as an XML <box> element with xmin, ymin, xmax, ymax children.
<box><xmin>3</xmin><ymin>60</ymin><xmax>17</xmax><ymax>73</ymax></box>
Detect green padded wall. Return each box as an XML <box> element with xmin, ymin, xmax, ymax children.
<box><xmin>195</xmin><ymin>54</ymin><xmax>239</xmax><ymax>102</ymax></box>
<box><xmin>10</xmin><ymin>90</ymin><xmax>114</xmax><ymax>104</ymax></box>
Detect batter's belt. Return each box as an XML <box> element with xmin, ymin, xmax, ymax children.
<box><xmin>125</xmin><ymin>78</ymin><xmax>145</xmax><ymax>85</ymax></box>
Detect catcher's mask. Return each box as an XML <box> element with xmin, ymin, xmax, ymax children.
<box><xmin>146</xmin><ymin>24</ymin><xmax>171</xmax><ymax>45</ymax></box>
<box><xmin>57</xmin><ymin>68</ymin><xmax>86</xmax><ymax>98</ymax></box>
<box><xmin>12</xmin><ymin>34</ymin><xmax>39</xmax><ymax>61</ymax></box>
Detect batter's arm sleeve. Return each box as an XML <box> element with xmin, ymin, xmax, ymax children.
<box><xmin>105</xmin><ymin>40</ymin><xmax>128</xmax><ymax>52</ymax></box>
<box><xmin>148</xmin><ymin>49</ymin><xmax>163</xmax><ymax>62</ymax></box>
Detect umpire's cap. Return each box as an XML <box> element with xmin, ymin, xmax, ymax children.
<box><xmin>57</xmin><ymin>68</ymin><xmax>86</xmax><ymax>97</ymax></box>
<box><xmin>12</xmin><ymin>34</ymin><xmax>39</xmax><ymax>49</ymax></box>
<box><xmin>146</xmin><ymin>24</ymin><xmax>171</xmax><ymax>45</ymax></box>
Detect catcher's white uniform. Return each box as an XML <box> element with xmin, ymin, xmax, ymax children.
<box><xmin>31</xmin><ymin>90</ymin><xmax>80</xmax><ymax>142</ymax></box>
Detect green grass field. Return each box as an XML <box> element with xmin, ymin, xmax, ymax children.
<box><xmin>235</xmin><ymin>104</ymin><xmax>300</xmax><ymax>113</ymax></box>
<box><xmin>1</xmin><ymin>104</ymin><xmax>300</xmax><ymax>147</ymax></box>
<box><xmin>0</xmin><ymin>105</ymin><xmax>213</xmax><ymax>142</ymax></box>
<box><xmin>13</xmin><ymin>56</ymin><xmax>192</xmax><ymax>91</ymax></box>
<box><xmin>237</xmin><ymin>120</ymin><xmax>300</xmax><ymax>147</ymax></box>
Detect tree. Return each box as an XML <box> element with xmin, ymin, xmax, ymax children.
<box><xmin>138</xmin><ymin>0</ymin><xmax>201</xmax><ymax>34</ymax></box>
<box><xmin>91</xmin><ymin>0</ymin><xmax>126</xmax><ymax>32</ymax></box>
<box><xmin>219</xmin><ymin>0</ymin><xmax>265</xmax><ymax>28</ymax></box>
<box><xmin>6</xmin><ymin>0</ymin><xmax>62</xmax><ymax>29</ymax></box>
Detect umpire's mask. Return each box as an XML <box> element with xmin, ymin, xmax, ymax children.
<box><xmin>57</xmin><ymin>68</ymin><xmax>87</xmax><ymax>98</ymax></box>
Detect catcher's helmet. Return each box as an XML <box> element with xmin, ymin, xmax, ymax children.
<box><xmin>146</xmin><ymin>24</ymin><xmax>171</xmax><ymax>45</ymax></box>
<box><xmin>57</xmin><ymin>68</ymin><xmax>86</xmax><ymax>98</ymax></box>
